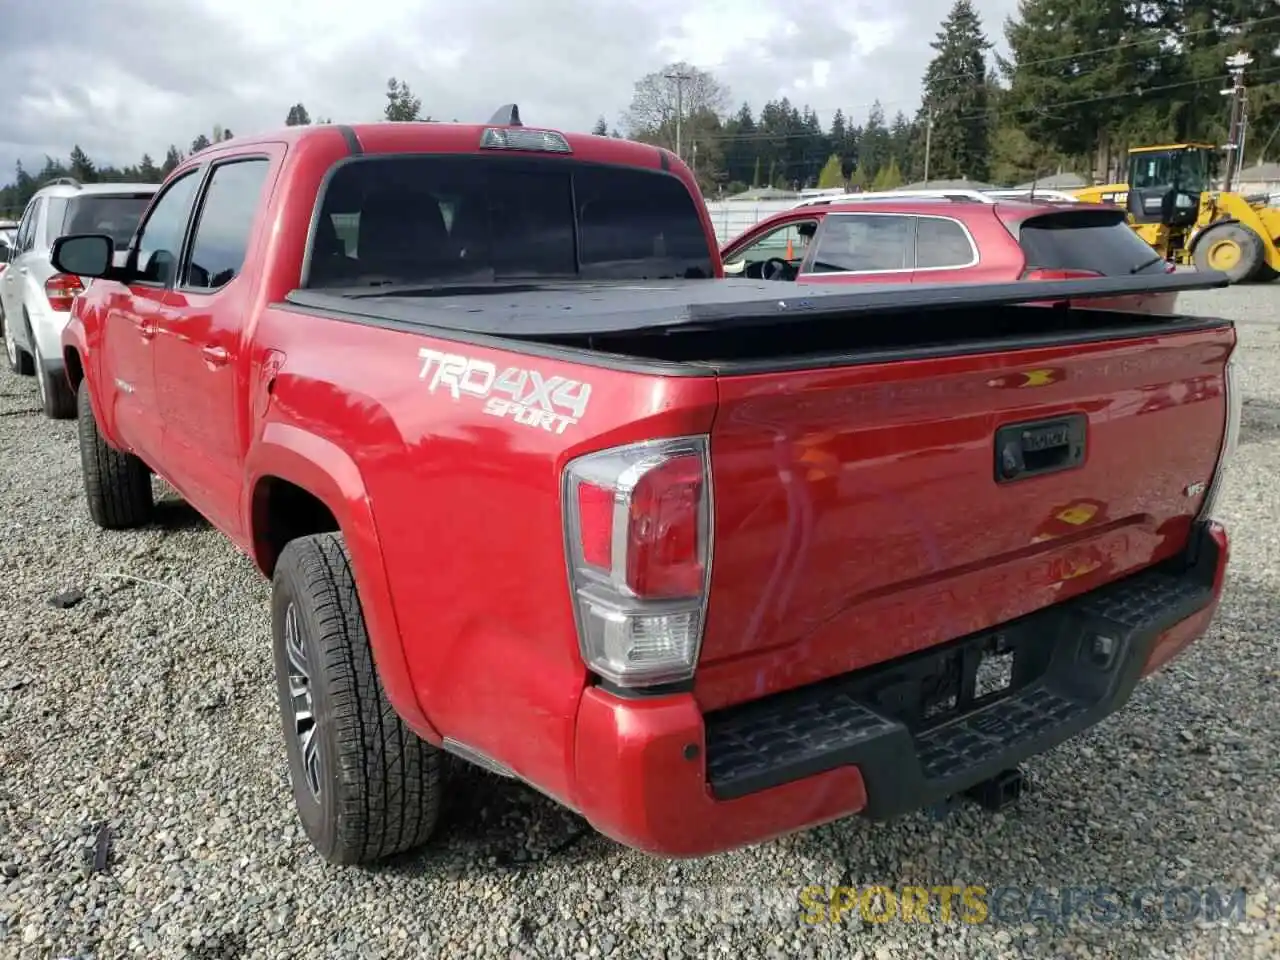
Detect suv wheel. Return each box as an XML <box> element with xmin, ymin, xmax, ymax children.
<box><xmin>271</xmin><ymin>533</ymin><xmax>442</xmax><ymax>865</ymax></box>
<box><xmin>29</xmin><ymin>318</ymin><xmax>75</xmax><ymax>419</ymax></box>
<box><xmin>3</xmin><ymin>308</ymin><xmax>34</xmax><ymax>376</ymax></box>
<box><xmin>77</xmin><ymin>381</ymin><xmax>153</xmax><ymax>528</ymax></box>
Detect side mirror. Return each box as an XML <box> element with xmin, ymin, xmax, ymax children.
<box><xmin>51</xmin><ymin>234</ymin><xmax>114</xmax><ymax>278</ymax></box>
<box><xmin>0</xmin><ymin>243</ymin><xmax>10</xmax><ymax>264</ymax></box>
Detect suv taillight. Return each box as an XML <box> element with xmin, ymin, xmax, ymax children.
<box><xmin>45</xmin><ymin>273</ymin><xmax>85</xmax><ymax>312</ymax></box>
<box><xmin>562</xmin><ymin>436</ymin><xmax>712</xmax><ymax>689</ymax></box>
<box><xmin>1020</xmin><ymin>268</ymin><xmax>1102</xmax><ymax>280</ymax></box>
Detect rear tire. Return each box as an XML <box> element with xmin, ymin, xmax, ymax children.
<box><xmin>1191</xmin><ymin>222</ymin><xmax>1264</xmax><ymax>283</ymax></box>
<box><xmin>271</xmin><ymin>532</ymin><xmax>442</xmax><ymax>866</ymax></box>
<box><xmin>77</xmin><ymin>382</ymin><xmax>153</xmax><ymax>529</ymax></box>
<box><xmin>30</xmin><ymin>320</ymin><xmax>75</xmax><ymax>419</ymax></box>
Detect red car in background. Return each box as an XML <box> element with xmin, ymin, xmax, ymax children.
<box><xmin>720</xmin><ymin>191</ymin><xmax>1178</xmax><ymax>312</ymax></box>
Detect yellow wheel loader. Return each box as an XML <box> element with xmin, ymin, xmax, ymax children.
<box><xmin>1072</xmin><ymin>143</ymin><xmax>1280</xmax><ymax>283</ymax></box>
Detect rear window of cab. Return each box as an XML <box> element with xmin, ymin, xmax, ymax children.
<box><xmin>304</xmin><ymin>156</ymin><xmax>714</xmax><ymax>288</ymax></box>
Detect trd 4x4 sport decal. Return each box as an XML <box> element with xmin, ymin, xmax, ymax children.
<box><xmin>416</xmin><ymin>347</ymin><xmax>592</xmax><ymax>434</ymax></box>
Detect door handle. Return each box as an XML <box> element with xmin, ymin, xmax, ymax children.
<box><xmin>201</xmin><ymin>344</ymin><xmax>229</xmax><ymax>366</ymax></box>
<box><xmin>138</xmin><ymin>322</ymin><xmax>156</xmax><ymax>342</ymax></box>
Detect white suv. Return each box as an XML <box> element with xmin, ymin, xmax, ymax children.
<box><xmin>1</xmin><ymin>177</ymin><xmax>158</xmax><ymax>418</ymax></box>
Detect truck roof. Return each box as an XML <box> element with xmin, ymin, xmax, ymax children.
<box><xmin>191</xmin><ymin>120</ymin><xmax>679</xmax><ymax>170</ymax></box>
<box><xmin>286</xmin><ymin>271</ymin><xmax>1226</xmax><ymax>340</ymax></box>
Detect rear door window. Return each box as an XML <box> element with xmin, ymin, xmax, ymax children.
<box><xmin>1016</xmin><ymin>209</ymin><xmax>1167</xmax><ymax>275</ymax></box>
<box><xmin>305</xmin><ymin>155</ymin><xmax>712</xmax><ymax>288</ymax></box>
<box><xmin>915</xmin><ymin>217</ymin><xmax>976</xmax><ymax>269</ymax></box>
<box><xmin>183</xmin><ymin>159</ymin><xmax>271</xmax><ymax>290</ymax></box>
<box><xmin>808</xmin><ymin>214</ymin><xmax>915</xmax><ymax>273</ymax></box>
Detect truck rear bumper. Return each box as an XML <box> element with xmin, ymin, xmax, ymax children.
<box><xmin>571</xmin><ymin>521</ymin><xmax>1229</xmax><ymax>858</ymax></box>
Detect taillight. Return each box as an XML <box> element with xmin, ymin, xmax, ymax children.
<box><xmin>563</xmin><ymin>436</ymin><xmax>712</xmax><ymax>689</ymax></box>
<box><xmin>45</xmin><ymin>273</ymin><xmax>85</xmax><ymax>312</ymax></box>
<box><xmin>1020</xmin><ymin>268</ymin><xmax>1103</xmax><ymax>280</ymax></box>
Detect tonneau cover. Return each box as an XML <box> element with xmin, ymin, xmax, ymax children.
<box><xmin>283</xmin><ymin>272</ymin><xmax>1228</xmax><ymax>339</ymax></box>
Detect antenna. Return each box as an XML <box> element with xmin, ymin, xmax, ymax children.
<box><xmin>488</xmin><ymin>104</ymin><xmax>522</xmax><ymax>127</ymax></box>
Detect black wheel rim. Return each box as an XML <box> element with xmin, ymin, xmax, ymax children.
<box><xmin>284</xmin><ymin>603</ymin><xmax>322</xmax><ymax>800</ymax></box>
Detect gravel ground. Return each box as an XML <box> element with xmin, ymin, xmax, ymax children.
<box><xmin>1</xmin><ymin>286</ymin><xmax>1278</xmax><ymax>960</ymax></box>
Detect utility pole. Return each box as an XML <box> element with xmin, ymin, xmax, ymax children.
<box><xmin>923</xmin><ymin>105</ymin><xmax>934</xmax><ymax>184</ymax></box>
<box><xmin>665</xmin><ymin>70</ymin><xmax>692</xmax><ymax>161</ymax></box>
<box><xmin>1222</xmin><ymin>50</ymin><xmax>1253</xmax><ymax>192</ymax></box>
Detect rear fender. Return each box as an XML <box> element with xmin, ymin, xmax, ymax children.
<box><xmin>244</xmin><ymin>421</ymin><xmax>441</xmax><ymax>743</ymax></box>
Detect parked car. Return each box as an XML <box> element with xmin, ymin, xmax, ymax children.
<box><xmin>56</xmin><ymin>114</ymin><xmax>1235</xmax><ymax>867</ymax></box>
<box><xmin>720</xmin><ymin>190</ymin><xmax>1178</xmax><ymax>313</ymax></box>
<box><xmin>1</xmin><ymin>177</ymin><xmax>159</xmax><ymax>418</ymax></box>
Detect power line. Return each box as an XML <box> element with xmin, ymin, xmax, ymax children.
<box><xmin>689</xmin><ymin>65</ymin><xmax>1280</xmax><ymax>143</ymax></box>
<box><xmin>673</xmin><ymin>13</ymin><xmax>1280</xmax><ymax>125</ymax></box>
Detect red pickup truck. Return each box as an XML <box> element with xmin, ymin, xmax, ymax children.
<box><xmin>54</xmin><ymin>111</ymin><xmax>1238</xmax><ymax>867</ymax></box>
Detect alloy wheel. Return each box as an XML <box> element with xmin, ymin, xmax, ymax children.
<box><xmin>283</xmin><ymin>603</ymin><xmax>322</xmax><ymax>799</ymax></box>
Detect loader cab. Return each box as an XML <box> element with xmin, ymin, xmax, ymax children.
<box><xmin>1125</xmin><ymin>144</ymin><xmax>1214</xmax><ymax>228</ymax></box>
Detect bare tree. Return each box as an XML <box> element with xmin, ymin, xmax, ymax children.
<box><xmin>623</xmin><ymin>62</ymin><xmax>730</xmax><ymax>146</ymax></box>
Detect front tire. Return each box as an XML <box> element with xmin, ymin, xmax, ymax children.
<box><xmin>77</xmin><ymin>382</ymin><xmax>153</xmax><ymax>528</ymax></box>
<box><xmin>1192</xmin><ymin>222</ymin><xmax>1264</xmax><ymax>283</ymax></box>
<box><xmin>271</xmin><ymin>533</ymin><xmax>442</xmax><ymax>866</ymax></box>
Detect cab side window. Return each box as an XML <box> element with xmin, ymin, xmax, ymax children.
<box><xmin>134</xmin><ymin>171</ymin><xmax>201</xmax><ymax>287</ymax></box>
<box><xmin>183</xmin><ymin>159</ymin><xmax>271</xmax><ymax>291</ymax></box>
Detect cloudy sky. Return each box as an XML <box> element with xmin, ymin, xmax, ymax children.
<box><xmin>0</xmin><ymin>0</ymin><xmax>1020</xmax><ymax>183</ymax></box>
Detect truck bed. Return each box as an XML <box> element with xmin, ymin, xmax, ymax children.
<box><xmin>282</xmin><ymin>272</ymin><xmax>1228</xmax><ymax>358</ymax></box>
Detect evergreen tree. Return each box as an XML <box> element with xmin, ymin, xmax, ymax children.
<box><xmin>872</xmin><ymin>157</ymin><xmax>904</xmax><ymax>189</ymax></box>
<box><xmin>859</xmin><ymin>101</ymin><xmax>891</xmax><ymax>180</ymax></box>
<box><xmin>1002</xmin><ymin>0</ymin><xmax>1160</xmax><ymax>177</ymax></box>
<box><xmin>285</xmin><ymin>103</ymin><xmax>312</xmax><ymax>126</ymax></box>
<box><xmin>816</xmin><ymin>154</ymin><xmax>845</xmax><ymax>188</ymax></box>
<box><xmin>889</xmin><ymin>110</ymin><xmax>918</xmax><ymax>179</ymax></box>
<box><xmin>191</xmin><ymin>134</ymin><xmax>212</xmax><ymax>154</ymax></box>
<box><xmin>68</xmin><ymin>145</ymin><xmax>95</xmax><ymax>182</ymax></box>
<box><xmin>161</xmin><ymin>146</ymin><xmax>183</xmax><ymax>176</ymax></box>
<box><xmin>723</xmin><ymin>103</ymin><xmax>758</xmax><ymax>187</ymax></box>
<box><xmin>384</xmin><ymin>77</ymin><xmax>422</xmax><ymax>121</ymax></box>
<box><xmin>920</xmin><ymin>0</ymin><xmax>993</xmax><ymax>181</ymax></box>
<box><xmin>138</xmin><ymin>153</ymin><xmax>161</xmax><ymax>181</ymax></box>
<box><xmin>1161</xmin><ymin>0</ymin><xmax>1279</xmax><ymax>153</ymax></box>
<box><xmin>591</xmin><ymin>116</ymin><xmax>609</xmax><ymax>136</ymax></box>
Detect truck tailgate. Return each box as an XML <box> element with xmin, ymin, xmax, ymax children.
<box><xmin>696</xmin><ymin>325</ymin><xmax>1231</xmax><ymax>710</ymax></box>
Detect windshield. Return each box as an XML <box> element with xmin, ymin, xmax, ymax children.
<box><xmin>60</xmin><ymin>194</ymin><xmax>153</xmax><ymax>246</ymax></box>
<box><xmin>1130</xmin><ymin>149</ymin><xmax>1212</xmax><ymax>193</ymax></box>
<box><xmin>305</xmin><ymin>155</ymin><xmax>713</xmax><ymax>289</ymax></box>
